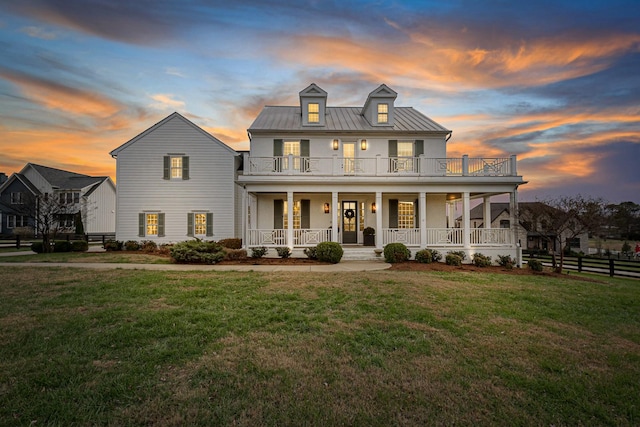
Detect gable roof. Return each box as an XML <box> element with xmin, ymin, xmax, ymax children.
<box><xmin>0</xmin><ymin>172</ymin><xmax>42</xmax><ymax>196</ymax></box>
<box><xmin>467</xmin><ymin>202</ymin><xmax>510</xmax><ymax>223</ymax></box>
<box><xmin>26</xmin><ymin>164</ymin><xmax>106</xmax><ymax>190</ymax></box>
<box><xmin>299</xmin><ymin>83</ymin><xmax>327</xmax><ymax>98</ymax></box>
<box><xmin>110</xmin><ymin>112</ymin><xmax>238</xmax><ymax>157</ymax></box>
<box><xmin>361</xmin><ymin>84</ymin><xmax>397</xmax><ymax>115</ymax></box>
<box><xmin>248</xmin><ymin>106</ymin><xmax>450</xmax><ymax>133</ymax></box>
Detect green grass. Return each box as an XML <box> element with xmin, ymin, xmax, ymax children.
<box><xmin>1</xmin><ymin>268</ymin><xmax>638</xmax><ymax>426</ymax></box>
<box><xmin>0</xmin><ymin>251</ymin><xmax>171</xmax><ymax>263</ymax></box>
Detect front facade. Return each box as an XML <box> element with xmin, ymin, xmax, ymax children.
<box><xmin>238</xmin><ymin>84</ymin><xmax>526</xmax><ymax>260</ymax></box>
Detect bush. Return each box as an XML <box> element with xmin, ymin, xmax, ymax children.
<box><xmin>140</xmin><ymin>240</ymin><xmax>158</xmax><ymax>253</ymax></box>
<box><xmin>218</xmin><ymin>238</ymin><xmax>242</xmax><ymax>249</ymax></box>
<box><xmin>497</xmin><ymin>254</ymin><xmax>515</xmax><ymax>269</ymax></box>
<box><xmin>251</xmin><ymin>246</ymin><xmax>268</xmax><ymax>259</ymax></box>
<box><xmin>53</xmin><ymin>240</ymin><xmax>73</xmax><ymax>252</ymax></box>
<box><xmin>383</xmin><ymin>243</ymin><xmax>411</xmax><ymax>263</ymax></box>
<box><xmin>316</xmin><ymin>242</ymin><xmax>343</xmax><ymax>264</ymax></box>
<box><xmin>223</xmin><ymin>248</ymin><xmax>248</xmax><ymax>260</ymax></box>
<box><xmin>415</xmin><ymin>249</ymin><xmax>433</xmax><ymax>264</ymax></box>
<box><xmin>31</xmin><ymin>242</ymin><xmax>45</xmax><ymax>253</ymax></box>
<box><xmin>104</xmin><ymin>239</ymin><xmax>123</xmax><ymax>251</ymax></box>
<box><xmin>276</xmin><ymin>247</ymin><xmax>291</xmax><ymax>258</ymax></box>
<box><xmin>157</xmin><ymin>244</ymin><xmax>172</xmax><ymax>256</ymax></box>
<box><xmin>429</xmin><ymin>249</ymin><xmax>443</xmax><ymax>262</ymax></box>
<box><xmin>448</xmin><ymin>250</ymin><xmax>467</xmax><ymax>261</ymax></box>
<box><xmin>170</xmin><ymin>239</ymin><xmax>224</xmax><ymax>264</ymax></box>
<box><xmin>528</xmin><ymin>259</ymin><xmax>543</xmax><ymax>272</ymax></box>
<box><xmin>445</xmin><ymin>253</ymin><xmax>462</xmax><ymax>266</ymax></box>
<box><xmin>71</xmin><ymin>240</ymin><xmax>89</xmax><ymax>252</ymax></box>
<box><xmin>472</xmin><ymin>253</ymin><xmax>492</xmax><ymax>267</ymax></box>
<box><xmin>124</xmin><ymin>240</ymin><xmax>140</xmax><ymax>251</ymax></box>
<box><xmin>303</xmin><ymin>247</ymin><xmax>318</xmax><ymax>260</ymax></box>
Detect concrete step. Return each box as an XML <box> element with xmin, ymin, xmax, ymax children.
<box><xmin>289</xmin><ymin>247</ymin><xmax>385</xmax><ymax>261</ymax></box>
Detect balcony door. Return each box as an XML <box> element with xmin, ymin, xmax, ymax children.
<box><xmin>343</xmin><ymin>142</ymin><xmax>356</xmax><ymax>174</ymax></box>
<box><xmin>342</xmin><ymin>201</ymin><xmax>358</xmax><ymax>244</ymax></box>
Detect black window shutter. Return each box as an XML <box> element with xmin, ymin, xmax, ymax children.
<box><xmin>158</xmin><ymin>213</ymin><xmax>165</xmax><ymax>237</ymax></box>
<box><xmin>389</xmin><ymin>199</ymin><xmax>398</xmax><ymax>228</ymax></box>
<box><xmin>300</xmin><ymin>139</ymin><xmax>310</xmax><ymax>172</ymax></box>
<box><xmin>182</xmin><ymin>156</ymin><xmax>189</xmax><ymax>180</ymax></box>
<box><xmin>163</xmin><ymin>156</ymin><xmax>170</xmax><ymax>180</ymax></box>
<box><xmin>274</xmin><ymin>199</ymin><xmax>284</xmax><ymax>229</ymax></box>
<box><xmin>414</xmin><ymin>198</ymin><xmax>419</xmax><ymax>229</ymax></box>
<box><xmin>388</xmin><ymin>140</ymin><xmax>398</xmax><ymax>157</ymax></box>
<box><xmin>138</xmin><ymin>213</ymin><xmax>145</xmax><ymax>237</ymax></box>
<box><xmin>273</xmin><ymin>139</ymin><xmax>283</xmax><ymax>156</ymax></box>
<box><xmin>206</xmin><ymin>213</ymin><xmax>213</xmax><ymax>236</ymax></box>
<box><xmin>415</xmin><ymin>140</ymin><xmax>424</xmax><ymax>156</ymax></box>
<box><xmin>187</xmin><ymin>213</ymin><xmax>194</xmax><ymax>236</ymax></box>
<box><xmin>301</xmin><ymin>199</ymin><xmax>310</xmax><ymax>229</ymax></box>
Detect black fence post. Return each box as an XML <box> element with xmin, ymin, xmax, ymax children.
<box><xmin>578</xmin><ymin>256</ymin><xmax>582</xmax><ymax>273</ymax></box>
<box><xmin>16</xmin><ymin>235</ymin><xmax>21</xmax><ymax>250</ymax></box>
<box><xmin>102</xmin><ymin>235</ymin><xmax>106</xmax><ymax>245</ymax></box>
<box><xmin>609</xmin><ymin>259</ymin><xmax>615</xmax><ymax>277</ymax></box>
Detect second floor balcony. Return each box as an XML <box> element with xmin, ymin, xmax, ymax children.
<box><xmin>243</xmin><ymin>154</ymin><xmax>518</xmax><ymax>177</ymax></box>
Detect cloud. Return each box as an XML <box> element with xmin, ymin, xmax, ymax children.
<box><xmin>148</xmin><ymin>94</ymin><xmax>185</xmax><ymax>111</ymax></box>
<box><xmin>21</xmin><ymin>26</ymin><xmax>58</xmax><ymax>40</ymax></box>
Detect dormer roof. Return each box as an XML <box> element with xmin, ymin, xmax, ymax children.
<box><xmin>361</xmin><ymin>84</ymin><xmax>397</xmax><ymax>115</ymax></box>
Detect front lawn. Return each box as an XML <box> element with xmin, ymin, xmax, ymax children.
<box><xmin>0</xmin><ymin>268</ymin><xmax>638</xmax><ymax>425</ymax></box>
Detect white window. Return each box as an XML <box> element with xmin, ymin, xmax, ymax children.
<box><xmin>146</xmin><ymin>213</ymin><xmax>158</xmax><ymax>236</ymax></box>
<box><xmin>58</xmin><ymin>214</ymin><xmax>74</xmax><ymax>228</ymax></box>
<box><xmin>194</xmin><ymin>213</ymin><xmax>207</xmax><ymax>235</ymax></box>
<box><xmin>283</xmin><ymin>200</ymin><xmax>301</xmax><ymax>229</ymax></box>
<box><xmin>359</xmin><ymin>202</ymin><xmax>365</xmax><ymax>231</ymax></box>
<box><xmin>171</xmin><ymin>157</ymin><xmax>183</xmax><ymax>179</ymax></box>
<box><xmin>308</xmin><ymin>103</ymin><xmax>319</xmax><ymax>123</ymax></box>
<box><xmin>398</xmin><ymin>201</ymin><xmax>415</xmax><ymax>229</ymax></box>
<box><xmin>283</xmin><ymin>141</ymin><xmax>301</xmax><ymax>170</ymax></box>
<box><xmin>8</xmin><ymin>215</ymin><xmax>27</xmax><ymax>228</ymax></box>
<box><xmin>59</xmin><ymin>192</ymin><xmax>79</xmax><ymax>204</ymax></box>
<box><xmin>377</xmin><ymin>103</ymin><xmax>388</xmax><ymax>123</ymax></box>
<box><xmin>10</xmin><ymin>192</ymin><xmax>23</xmax><ymax>204</ymax></box>
<box><xmin>396</xmin><ymin>141</ymin><xmax>414</xmax><ymax>172</ymax></box>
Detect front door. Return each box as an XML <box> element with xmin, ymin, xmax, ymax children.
<box><xmin>343</xmin><ymin>142</ymin><xmax>355</xmax><ymax>174</ymax></box>
<box><xmin>342</xmin><ymin>201</ymin><xmax>358</xmax><ymax>244</ymax></box>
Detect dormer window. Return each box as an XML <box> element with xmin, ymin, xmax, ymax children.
<box><xmin>308</xmin><ymin>103</ymin><xmax>319</xmax><ymax>123</ymax></box>
<box><xmin>377</xmin><ymin>103</ymin><xmax>388</xmax><ymax>124</ymax></box>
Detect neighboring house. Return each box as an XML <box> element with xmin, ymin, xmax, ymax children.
<box><xmin>460</xmin><ymin>202</ymin><xmax>589</xmax><ymax>254</ymax></box>
<box><xmin>110</xmin><ymin>112</ymin><xmax>241</xmax><ymax>243</ymax></box>
<box><xmin>238</xmin><ymin>83</ymin><xmax>526</xmax><ymax>259</ymax></box>
<box><xmin>0</xmin><ymin>164</ymin><xmax>116</xmax><ymax>236</ymax></box>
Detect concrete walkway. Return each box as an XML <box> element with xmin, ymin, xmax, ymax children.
<box><xmin>0</xmin><ymin>260</ymin><xmax>391</xmax><ymax>272</ymax></box>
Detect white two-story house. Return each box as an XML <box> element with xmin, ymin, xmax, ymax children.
<box><xmin>238</xmin><ymin>83</ymin><xmax>526</xmax><ymax>259</ymax></box>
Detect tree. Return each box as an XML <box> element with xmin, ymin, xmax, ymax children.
<box><xmin>606</xmin><ymin>201</ymin><xmax>640</xmax><ymax>240</ymax></box>
<box><xmin>520</xmin><ymin>195</ymin><xmax>607</xmax><ymax>273</ymax></box>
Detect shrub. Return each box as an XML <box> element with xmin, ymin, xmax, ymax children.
<box><xmin>472</xmin><ymin>253</ymin><xmax>492</xmax><ymax>267</ymax></box>
<box><xmin>363</xmin><ymin>227</ymin><xmax>375</xmax><ymax>236</ymax></box>
<box><xmin>497</xmin><ymin>254</ymin><xmax>514</xmax><ymax>269</ymax></box>
<box><xmin>124</xmin><ymin>240</ymin><xmax>140</xmax><ymax>251</ymax></box>
<box><xmin>429</xmin><ymin>249</ymin><xmax>443</xmax><ymax>263</ymax></box>
<box><xmin>71</xmin><ymin>240</ymin><xmax>89</xmax><ymax>252</ymax></box>
<box><xmin>415</xmin><ymin>249</ymin><xmax>433</xmax><ymax>264</ymax></box>
<box><xmin>170</xmin><ymin>239</ymin><xmax>224</xmax><ymax>264</ymax></box>
<box><xmin>31</xmin><ymin>242</ymin><xmax>45</xmax><ymax>253</ymax></box>
<box><xmin>104</xmin><ymin>239</ymin><xmax>123</xmax><ymax>251</ymax></box>
<box><xmin>224</xmin><ymin>248</ymin><xmax>248</xmax><ymax>260</ymax></box>
<box><xmin>445</xmin><ymin>253</ymin><xmax>462</xmax><ymax>266</ymax></box>
<box><xmin>276</xmin><ymin>247</ymin><xmax>291</xmax><ymax>258</ymax></box>
<box><xmin>303</xmin><ymin>247</ymin><xmax>318</xmax><ymax>260</ymax></box>
<box><xmin>448</xmin><ymin>250</ymin><xmax>467</xmax><ymax>261</ymax></box>
<box><xmin>218</xmin><ymin>238</ymin><xmax>242</xmax><ymax>249</ymax></box>
<box><xmin>251</xmin><ymin>246</ymin><xmax>268</xmax><ymax>259</ymax></box>
<box><xmin>53</xmin><ymin>240</ymin><xmax>72</xmax><ymax>253</ymax></box>
<box><xmin>528</xmin><ymin>258</ymin><xmax>543</xmax><ymax>272</ymax></box>
<box><xmin>383</xmin><ymin>243</ymin><xmax>411</xmax><ymax>263</ymax></box>
<box><xmin>157</xmin><ymin>244</ymin><xmax>172</xmax><ymax>256</ymax></box>
<box><xmin>140</xmin><ymin>240</ymin><xmax>158</xmax><ymax>253</ymax></box>
<box><xmin>316</xmin><ymin>242</ymin><xmax>343</xmax><ymax>264</ymax></box>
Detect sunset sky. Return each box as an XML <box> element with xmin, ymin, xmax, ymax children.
<box><xmin>0</xmin><ymin>0</ymin><xmax>638</xmax><ymax>203</ymax></box>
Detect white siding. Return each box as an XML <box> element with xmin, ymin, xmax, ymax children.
<box><xmin>114</xmin><ymin>115</ymin><xmax>237</xmax><ymax>243</ymax></box>
<box><xmin>21</xmin><ymin>166</ymin><xmax>53</xmax><ymax>194</ymax></box>
<box><xmin>84</xmin><ymin>179</ymin><xmax>116</xmax><ymax>234</ymax></box>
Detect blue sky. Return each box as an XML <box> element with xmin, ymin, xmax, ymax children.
<box><xmin>0</xmin><ymin>0</ymin><xmax>638</xmax><ymax>203</ymax></box>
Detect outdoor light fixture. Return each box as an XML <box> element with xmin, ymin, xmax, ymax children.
<box><xmin>332</xmin><ymin>139</ymin><xmax>339</xmax><ymax>150</ymax></box>
<box><xmin>360</xmin><ymin>139</ymin><xmax>367</xmax><ymax>150</ymax></box>
<box><xmin>371</xmin><ymin>202</ymin><xmax>377</xmax><ymax>213</ymax></box>
<box><xmin>324</xmin><ymin>202</ymin><xmax>330</xmax><ymax>214</ymax></box>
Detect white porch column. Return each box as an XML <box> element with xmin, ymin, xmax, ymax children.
<box><xmin>332</xmin><ymin>191</ymin><xmax>339</xmax><ymax>243</ymax></box>
<box><xmin>462</xmin><ymin>192</ymin><xmax>471</xmax><ymax>250</ymax></box>
<box><xmin>242</xmin><ymin>187</ymin><xmax>248</xmax><ymax>248</ymax></box>
<box><xmin>287</xmin><ymin>191</ymin><xmax>294</xmax><ymax>249</ymax></box>
<box><xmin>419</xmin><ymin>191</ymin><xmax>427</xmax><ymax>247</ymax></box>
<box><xmin>483</xmin><ymin>195</ymin><xmax>492</xmax><ymax>228</ymax></box>
<box><xmin>375</xmin><ymin>191</ymin><xmax>383</xmax><ymax>249</ymax></box>
<box><xmin>510</xmin><ymin>188</ymin><xmax>521</xmax><ymax>266</ymax></box>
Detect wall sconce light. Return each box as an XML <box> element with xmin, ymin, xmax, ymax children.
<box><xmin>332</xmin><ymin>139</ymin><xmax>339</xmax><ymax>150</ymax></box>
<box><xmin>360</xmin><ymin>139</ymin><xmax>367</xmax><ymax>150</ymax></box>
<box><xmin>324</xmin><ymin>202</ymin><xmax>330</xmax><ymax>214</ymax></box>
<box><xmin>371</xmin><ymin>202</ymin><xmax>377</xmax><ymax>213</ymax></box>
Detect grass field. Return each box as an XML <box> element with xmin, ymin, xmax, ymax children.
<box><xmin>1</xmin><ymin>267</ymin><xmax>638</xmax><ymax>426</ymax></box>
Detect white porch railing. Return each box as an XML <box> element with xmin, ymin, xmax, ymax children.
<box><xmin>470</xmin><ymin>228</ymin><xmax>512</xmax><ymax>245</ymax></box>
<box><xmin>294</xmin><ymin>229</ymin><xmax>332</xmax><ymax>246</ymax></box>
<box><xmin>244</xmin><ymin>154</ymin><xmax>517</xmax><ymax>177</ymax></box>
<box><xmin>248</xmin><ymin>229</ymin><xmax>287</xmax><ymax>246</ymax></box>
<box><xmin>425</xmin><ymin>228</ymin><xmax>464</xmax><ymax>246</ymax></box>
<box><xmin>382</xmin><ymin>228</ymin><xmax>421</xmax><ymax>246</ymax></box>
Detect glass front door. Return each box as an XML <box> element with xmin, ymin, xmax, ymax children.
<box><xmin>342</xmin><ymin>201</ymin><xmax>358</xmax><ymax>244</ymax></box>
<box><xmin>343</xmin><ymin>142</ymin><xmax>355</xmax><ymax>174</ymax></box>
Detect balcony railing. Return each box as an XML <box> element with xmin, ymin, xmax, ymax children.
<box><xmin>244</xmin><ymin>154</ymin><xmax>517</xmax><ymax>177</ymax></box>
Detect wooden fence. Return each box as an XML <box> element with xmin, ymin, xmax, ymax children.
<box><xmin>527</xmin><ymin>254</ymin><xmax>640</xmax><ymax>278</ymax></box>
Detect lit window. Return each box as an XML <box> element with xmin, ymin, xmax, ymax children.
<box><xmin>398</xmin><ymin>201</ymin><xmax>414</xmax><ymax>229</ymax></box>
<box><xmin>283</xmin><ymin>200</ymin><xmax>301</xmax><ymax>229</ymax></box>
<box><xmin>359</xmin><ymin>202</ymin><xmax>365</xmax><ymax>231</ymax></box>
<box><xmin>396</xmin><ymin>141</ymin><xmax>414</xmax><ymax>172</ymax></box>
<box><xmin>171</xmin><ymin>157</ymin><xmax>183</xmax><ymax>179</ymax></box>
<box><xmin>308</xmin><ymin>103</ymin><xmax>319</xmax><ymax>123</ymax></box>
<box><xmin>146</xmin><ymin>214</ymin><xmax>158</xmax><ymax>236</ymax></box>
<box><xmin>194</xmin><ymin>213</ymin><xmax>207</xmax><ymax>235</ymax></box>
<box><xmin>377</xmin><ymin>103</ymin><xmax>388</xmax><ymax>123</ymax></box>
<box><xmin>283</xmin><ymin>141</ymin><xmax>301</xmax><ymax>170</ymax></box>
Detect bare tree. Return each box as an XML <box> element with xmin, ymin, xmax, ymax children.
<box><xmin>520</xmin><ymin>195</ymin><xmax>607</xmax><ymax>273</ymax></box>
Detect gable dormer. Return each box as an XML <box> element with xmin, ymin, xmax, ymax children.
<box><xmin>299</xmin><ymin>83</ymin><xmax>327</xmax><ymax>126</ymax></box>
<box><xmin>362</xmin><ymin>84</ymin><xmax>397</xmax><ymax>126</ymax></box>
